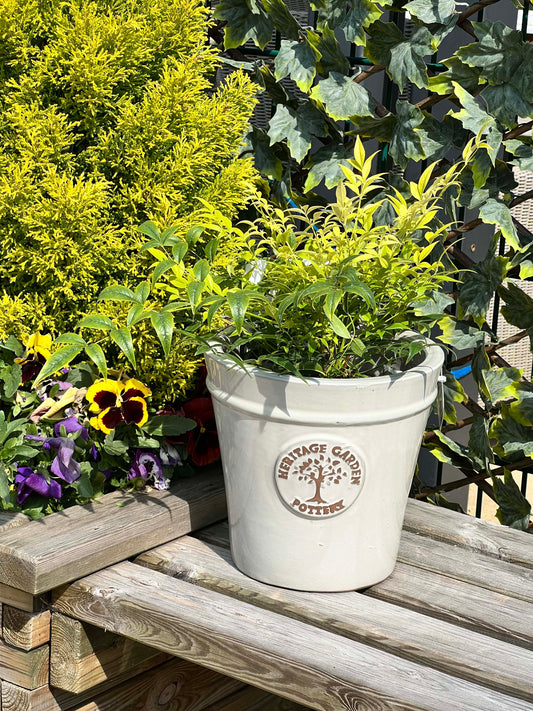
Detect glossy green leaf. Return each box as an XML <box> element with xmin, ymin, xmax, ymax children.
<box><xmin>485</xmin><ymin>367</ymin><xmax>521</xmax><ymax>404</ymax></box>
<box><xmin>479</xmin><ymin>200</ymin><xmax>519</xmax><ymax>251</ymax></box>
<box><xmin>457</xmin><ymin>252</ymin><xmax>508</xmax><ymax>327</ymax></box>
<box><xmin>404</xmin><ymin>0</ymin><xmax>455</xmax><ymax>24</ymax></box>
<box><xmin>109</xmin><ymin>328</ymin><xmax>136</xmax><ymax>369</ymax></box>
<box><xmin>491</xmin><ymin>409</ymin><xmax>533</xmax><ymax>458</ymax></box>
<box><xmin>437</xmin><ymin>316</ymin><xmax>490</xmax><ymax>350</ymax></box>
<box><xmin>366</xmin><ymin>21</ymin><xmax>435</xmax><ymax>90</ymax></box>
<box><xmin>134</xmin><ymin>282</ymin><xmax>150</xmax><ymax>304</ymax></box>
<box><xmin>150</xmin><ymin>311</ymin><xmax>174</xmax><ymax>359</ymax></box>
<box><xmin>34</xmin><ymin>345</ymin><xmax>83</xmax><ymax>385</ymax></box>
<box><xmin>262</xmin><ymin>0</ymin><xmax>300</xmax><ymax>40</ymax></box>
<box><xmin>304</xmin><ymin>145</ymin><xmax>352</xmax><ymax>191</ymax></box>
<box><xmin>126</xmin><ymin>303</ymin><xmax>145</xmax><ymax>327</ymax></box>
<box><xmin>506</xmin><ymin>139</ymin><xmax>533</xmax><ymax>172</ymax></box>
<box><xmin>143</xmin><ymin>415</ymin><xmax>196</xmax><ymax>436</ymax></box>
<box><xmin>227</xmin><ymin>290</ymin><xmax>252</xmax><ymax>333</ymax></box>
<box><xmin>492</xmin><ymin>469</ymin><xmax>531</xmax><ymax>530</ymax></box>
<box><xmin>274</xmin><ymin>40</ymin><xmax>317</xmax><ymax>93</ymax></box>
<box><xmin>99</xmin><ymin>285</ymin><xmax>138</xmax><ymax>303</ymax></box>
<box><xmin>0</xmin><ymin>364</ymin><xmax>22</xmax><ymax>399</ymax></box>
<box><xmin>426</xmin><ymin>430</ymin><xmax>478</xmax><ymax>470</ymax></box>
<box><xmin>268</xmin><ymin>103</ymin><xmax>327</xmax><ymax>162</ymax></box>
<box><xmin>311</xmin><ymin>72</ymin><xmax>375</xmax><ymax>120</ymax></box>
<box><xmin>468</xmin><ymin>413</ymin><xmax>493</xmax><ymax>470</ymax></box>
<box><xmin>54</xmin><ymin>333</ymin><xmax>87</xmax><ymax>347</ymax></box>
<box><xmin>307</xmin><ymin>25</ymin><xmax>350</xmax><ymax>75</ymax></box>
<box><xmin>245</xmin><ymin>126</ymin><xmax>283</xmax><ymax>181</ymax></box>
<box><xmin>498</xmin><ymin>281</ymin><xmax>533</xmax><ymax>331</ymax></box>
<box><xmin>77</xmin><ymin>315</ymin><xmax>116</xmax><ymax>331</ymax></box>
<box><xmin>411</xmin><ymin>290</ymin><xmax>454</xmax><ymax>317</ymax></box>
<box><xmin>152</xmin><ymin>259</ymin><xmax>176</xmax><ymax>285</ymax></box>
<box><xmin>138</xmin><ymin>221</ymin><xmax>161</xmax><ymax>241</ymax></box>
<box><xmin>341</xmin><ymin>0</ymin><xmax>382</xmax><ymax>44</ymax></box>
<box><xmin>328</xmin><ymin>313</ymin><xmax>351</xmax><ymax>338</ymax></box>
<box><xmin>215</xmin><ymin>0</ymin><xmax>274</xmax><ymax>49</ymax></box>
<box><xmin>441</xmin><ymin>370</ymin><xmax>468</xmax><ymax>424</ymax></box>
<box><xmin>84</xmin><ymin>343</ymin><xmax>107</xmax><ymax>379</ymax></box>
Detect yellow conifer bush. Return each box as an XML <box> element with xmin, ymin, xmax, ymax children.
<box><xmin>0</xmin><ymin>0</ymin><xmax>256</xmax><ymax>400</ymax></box>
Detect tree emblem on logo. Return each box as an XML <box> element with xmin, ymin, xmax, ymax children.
<box><xmin>275</xmin><ymin>440</ymin><xmax>364</xmax><ymax>519</ymax></box>
<box><xmin>297</xmin><ymin>454</ymin><xmax>347</xmax><ymax>504</ymax></box>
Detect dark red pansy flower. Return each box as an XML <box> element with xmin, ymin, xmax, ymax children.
<box><xmin>181</xmin><ymin>396</ymin><xmax>220</xmax><ymax>467</ymax></box>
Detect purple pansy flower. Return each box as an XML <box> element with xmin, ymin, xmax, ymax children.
<box><xmin>14</xmin><ymin>466</ymin><xmax>62</xmax><ymax>505</ymax></box>
<box><xmin>25</xmin><ymin>435</ymin><xmax>81</xmax><ymax>483</ymax></box>
<box><xmin>54</xmin><ymin>417</ymin><xmax>88</xmax><ymax>442</ymax></box>
<box><xmin>129</xmin><ymin>450</ymin><xmax>169</xmax><ymax>490</ymax></box>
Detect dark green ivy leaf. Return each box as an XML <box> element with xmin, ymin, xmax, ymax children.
<box><xmin>491</xmin><ymin>407</ymin><xmax>533</xmax><ymax>459</ymax></box>
<box><xmin>457</xmin><ymin>252</ymin><xmax>508</xmax><ymax>327</ymax></box>
<box><xmin>404</xmin><ymin>0</ymin><xmax>455</xmax><ymax>24</ymax></box>
<box><xmin>429</xmin><ymin>56</ymin><xmax>483</xmax><ymax>96</ymax></box>
<box><xmin>505</xmin><ymin>138</ymin><xmax>533</xmax><ymax>172</ymax></box>
<box><xmin>311</xmin><ymin>72</ymin><xmax>375</xmax><ymax>120</ymax></box>
<box><xmin>366</xmin><ymin>21</ymin><xmax>436</xmax><ymax>90</ymax></box>
<box><xmin>468</xmin><ymin>413</ymin><xmax>493</xmax><ymax>470</ymax></box>
<box><xmin>498</xmin><ymin>281</ymin><xmax>533</xmax><ymax>332</ymax></box>
<box><xmin>479</xmin><ymin>199</ymin><xmax>519</xmax><ymax>251</ymax></box>
<box><xmin>304</xmin><ymin>144</ymin><xmax>352</xmax><ymax>191</ymax></box>
<box><xmin>341</xmin><ymin>0</ymin><xmax>382</xmax><ymax>45</ymax></box>
<box><xmin>268</xmin><ymin>102</ymin><xmax>327</xmax><ymax>162</ymax></box>
<box><xmin>307</xmin><ymin>25</ymin><xmax>350</xmax><ymax>76</ymax></box>
<box><xmin>262</xmin><ymin>0</ymin><xmax>301</xmax><ymax>40</ymax></box>
<box><xmin>274</xmin><ymin>39</ymin><xmax>318</xmax><ymax>93</ymax></box>
<box><xmin>492</xmin><ymin>469</ymin><xmax>531</xmax><ymax>530</ymax></box>
<box><xmin>215</xmin><ymin>0</ymin><xmax>274</xmax><ymax>49</ymax></box>
<box><xmin>437</xmin><ymin>316</ymin><xmax>491</xmax><ymax>350</ymax></box>
<box><xmin>244</xmin><ymin>126</ymin><xmax>283</xmax><ymax>180</ymax></box>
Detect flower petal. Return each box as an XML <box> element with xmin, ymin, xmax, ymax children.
<box><xmin>122</xmin><ymin>379</ymin><xmax>152</xmax><ymax>401</ymax></box>
<box><xmin>121</xmin><ymin>396</ymin><xmax>148</xmax><ymax>427</ymax></box>
<box><xmin>94</xmin><ymin>406</ymin><xmax>124</xmax><ymax>434</ymax></box>
<box><xmin>86</xmin><ymin>380</ymin><xmax>121</xmax><ymax>411</ymax></box>
<box><xmin>54</xmin><ymin>416</ymin><xmax>89</xmax><ymax>441</ymax></box>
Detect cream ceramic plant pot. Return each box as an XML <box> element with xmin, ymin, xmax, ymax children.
<box><xmin>205</xmin><ymin>342</ymin><xmax>444</xmax><ymax>592</ymax></box>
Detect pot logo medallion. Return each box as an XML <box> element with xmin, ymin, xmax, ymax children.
<box><xmin>275</xmin><ymin>440</ymin><xmax>365</xmax><ymax>519</ymax></box>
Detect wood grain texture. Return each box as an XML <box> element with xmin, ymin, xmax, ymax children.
<box><xmin>50</xmin><ymin>613</ymin><xmax>169</xmax><ymax>693</ymax></box>
<box><xmin>136</xmin><ymin>535</ymin><xmax>533</xmax><ymax>701</ymax></box>
<box><xmin>398</xmin><ymin>529</ymin><xmax>533</xmax><ymax>603</ymax></box>
<box><xmin>0</xmin><ymin>583</ymin><xmax>42</xmax><ymax>613</ymax></box>
<box><xmin>0</xmin><ymin>513</ymin><xmax>28</xmax><ymax>533</ymax></box>
<box><xmin>0</xmin><ymin>470</ymin><xmax>226</xmax><ymax>595</ymax></box>
<box><xmin>202</xmin><ymin>686</ymin><xmax>310</xmax><ymax>711</ymax></box>
<box><xmin>0</xmin><ymin>638</ymin><xmax>49</xmax><ymax>689</ymax></box>
<box><xmin>367</xmin><ymin>560</ymin><xmax>533</xmax><ymax>649</ymax></box>
<box><xmin>2</xmin><ymin>608</ymin><xmax>50</xmax><ymax>651</ymax></box>
<box><xmin>62</xmin><ymin>658</ymin><xmax>243</xmax><ymax>711</ymax></box>
<box><xmin>404</xmin><ymin>499</ymin><xmax>532</xmax><ymax>568</ymax></box>
<box><xmin>52</xmin><ymin>562</ymin><xmax>533</xmax><ymax>711</ymax></box>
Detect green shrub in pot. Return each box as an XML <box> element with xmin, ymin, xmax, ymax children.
<box><xmin>75</xmin><ymin>137</ymin><xmax>483</xmax><ymax>592</ymax></box>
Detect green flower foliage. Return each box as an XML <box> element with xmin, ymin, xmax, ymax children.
<box><xmin>0</xmin><ymin>0</ymin><xmax>257</xmax><ymax>399</ymax></box>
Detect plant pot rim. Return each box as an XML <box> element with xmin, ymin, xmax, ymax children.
<box><xmin>205</xmin><ymin>335</ymin><xmax>443</xmax><ymax>387</ymax></box>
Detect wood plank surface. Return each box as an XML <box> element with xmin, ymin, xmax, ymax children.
<box><xmin>1</xmin><ymin>658</ymin><xmax>243</xmax><ymax>711</ymax></box>
<box><xmin>0</xmin><ymin>583</ymin><xmax>42</xmax><ymax>613</ymax></box>
<box><xmin>0</xmin><ymin>513</ymin><xmax>27</xmax><ymax>533</ymax></box>
<box><xmin>2</xmin><ymin>608</ymin><xmax>50</xmax><ymax>650</ymax></box>
<box><xmin>50</xmin><ymin>613</ymin><xmax>169</xmax><ymax>693</ymax></box>
<box><xmin>136</xmin><ymin>535</ymin><xmax>533</xmax><ymax>701</ymax></box>
<box><xmin>52</xmin><ymin>562</ymin><xmax>533</xmax><ymax>711</ymax></box>
<box><xmin>404</xmin><ymin>499</ymin><xmax>532</xmax><ymax>568</ymax></box>
<box><xmin>0</xmin><ymin>470</ymin><xmax>226</xmax><ymax>595</ymax></box>
<box><xmin>0</xmin><ymin>638</ymin><xmax>49</xmax><ymax>689</ymax></box>
<box><xmin>202</xmin><ymin>687</ymin><xmax>309</xmax><ymax>710</ymax></box>
<box><xmin>398</xmin><ymin>529</ymin><xmax>533</xmax><ymax>603</ymax></box>
<box><xmin>367</xmin><ymin>560</ymin><xmax>533</xmax><ymax>649</ymax></box>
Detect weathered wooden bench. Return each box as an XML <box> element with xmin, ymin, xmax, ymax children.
<box><xmin>1</xmin><ymin>470</ymin><xmax>532</xmax><ymax>710</ymax></box>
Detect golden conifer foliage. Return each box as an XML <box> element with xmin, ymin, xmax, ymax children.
<box><xmin>0</xmin><ymin>0</ymin><xmax>256</xmax><ymax>401</ymax></box>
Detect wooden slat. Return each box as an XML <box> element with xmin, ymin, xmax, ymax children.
<box><xmin>0</xmin><ymin>638</ymin><xmax>49</xmax><ymax>689</ymax></box>
<box><xmin>202</xmin><ymin>686</ymin><xmax>310</xmax><ymax>710</ymax></box>
<box><xmin>0</xmin><ymin>513</ymin><xmax>28</xmax><ymax>533</ymax></box>
<box><xmin>136</xmin><ymin>535</ymin><xmax>533</xmax><ymax>701</ymax></box>
<box><xmin>50</xmin><ymin>613</ymin><xmax>169</xmax><ymax>693</ymax></box>
<box><xmin>0</xmin><ymin>470</ymin><xmax>226</xmax><ymax>595</ymax></box>
<box><xmin>2</xmin><ymin>608</ymin><xmax>50</xmax><ymax>650</ymax></box>
<box><xmin>1</xmin><ymin>658</ymin><xmax>243</xmax><ymax>711</ymax></box>
<box><xmin>52</xmin><ymin>562</ymin><xmax>533</xmax><ymax>711</ymax></box>
<box><xmin>404</xmin><ymin>499</ymin><xmax>532</xmax><ymax>568</ymax></box>
<box><xmin>398</xmin><ymin>529</ymin><xmax>533</xmax><ymax>603</ymax></box>
<box><xmin>0</xmin><ymin>584</ymin><xmax>42</xmax><ymax>613</ymax></box>
<box><xmin>367</xmin><ymin>561</ymin><xmax>533</xmax><ymax>649</ymax></box>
